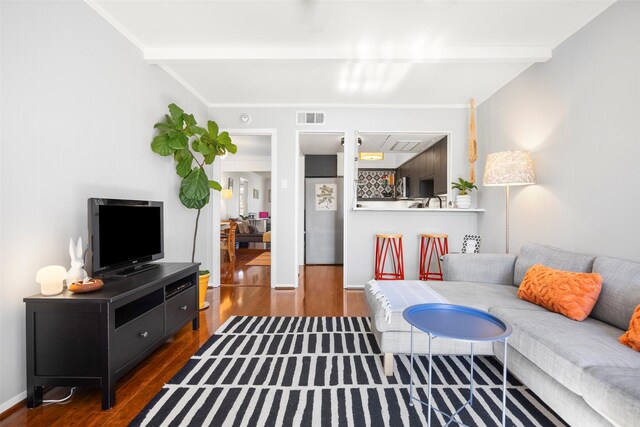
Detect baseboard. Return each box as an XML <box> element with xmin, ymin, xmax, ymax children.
<box><xmin>0</xmin><ymin>391</ymin><xmax>26</xmax><ymax>418</ymax></box>
<box><xmin>273</xmin><ymin>284</ymin><xmax>297</xmax><ymax>289</ymax></box>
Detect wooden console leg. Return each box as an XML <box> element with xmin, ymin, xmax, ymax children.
<box><xmin>384</xmin><ymin>353</ymin><xmax>394</xmax><ymax>376</ymax></box>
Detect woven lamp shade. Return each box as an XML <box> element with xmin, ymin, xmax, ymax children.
<box><xmin>483</xmin><ymin>151</ymin><xmax>536</xmax><ymax>186</ymax></box>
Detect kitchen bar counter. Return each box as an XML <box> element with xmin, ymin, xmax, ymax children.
<box><xmin>353</xmin><ymin>207</ymin><xmax>484</xmax><ymax>212</ymax></box>
<box><xmin>346</xmin><ymin>201</ymin><xmax>485</xmax><ymax>287</ymax></box>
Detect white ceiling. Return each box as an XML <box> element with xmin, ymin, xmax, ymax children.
<box><xmin>358</xmin><ymin>132</ymin><xmax>446</xmax><ymax>168</ymax></box>
<box><xmin>359</xmin><ymin>132</ymin><xmax>446</xmax><ymax>153</ymax></box>
<box><xmin>89</xmin><ymin>0</ymin><xmax>615</xmax><ymax>106</ymax></box>
<box><xmin>299</xmin><ymin>132</ymin><xmax>344</xmax><ymax>155</ymax></box>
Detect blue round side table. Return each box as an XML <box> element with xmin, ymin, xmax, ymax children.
<box><xmin>403</xmin><ymin>303</ymin><xmax>513</xmax><ymax>426</ymax></box>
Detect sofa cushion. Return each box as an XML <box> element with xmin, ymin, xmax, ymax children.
<box><xmin>366</xmin><ymin>281</ymin><xmax>545</xmax><ymax>333</ymax></box>
<box><xmin>619</xmin><ymin>304</ymin><xmax>640</xmax><ymax>351</ymax></box>
<box><xmin>443</xmin><ymin>253</ymin><xmax>517</xmax><ymax>285</ymax></box>
<box><xmin>490</xmin><ymin>307</ymin><xmax>640</xmax><ymax>395</ymax></box>
<box><xmin>514</xmin><ymin>243</ymin><xmax>596</xmax><ymax>286</ymax></box>
<box><xmin>590</xmin><ymin>256</ymin><xmax>640</xmax><ymax>330</ymax></box>
<box><xmin>517</xmin><ymin>264</ymin><xmax>602</xmax><ymax>321</ymax></box>
<box><xmin>581</xmin><ymin>367</ymin><xmax>640</xmax><ymax>427</ymax></box>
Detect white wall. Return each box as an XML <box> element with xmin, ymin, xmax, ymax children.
<box><xmin>221</xmin><ymin>171</ymin><xmax>270</xmax><ymax>219</ymax></box>
<box><xmin>476</xmin><ymin>0</ymin><xmax>640</xmax><ymax>261</ymax></box>
<box><xmin>209</xmin><ymin>106</ymin><xmax>474</xmax><ymax>287</ymax></box>
<box><xmin>0</xmin><ymin>1</ymin><xmax>210</xmax><ymax>411</ymax></box>
<box><xmin>298</xmin><ymin>154</ymin><xmax>305</xmax><ymax>265</ymax></box>
<box><xmin>221</xmin><ymin>155</ymin><xmax>271</xmax><ymax>173</ymax></box>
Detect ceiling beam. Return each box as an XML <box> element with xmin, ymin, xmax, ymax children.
<box><xmin>144</xmin><ymin>46</ymin><xmax>552</xmax><ymax>64</ymax></box>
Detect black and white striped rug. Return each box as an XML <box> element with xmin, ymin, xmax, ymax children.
<box><xmin>131</xmin><ymin>316</ymin><xmax>566</xmax><ymax>426</ymax></box>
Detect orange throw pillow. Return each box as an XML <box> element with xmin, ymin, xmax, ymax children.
<box><xmin>518</xmin><ymin>264</ymin><xmax>602</xmax><ymax>321</ymax></box>
<box><xmin>619</xmin><ymin>305</ymin><xmax>640</xmax><ymax>351</ymax></box>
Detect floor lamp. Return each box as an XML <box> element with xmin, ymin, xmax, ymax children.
<box><xmin>483</xmin><ymin>151</ymin><xmax>536</xmax><ymax>253</ymax></box>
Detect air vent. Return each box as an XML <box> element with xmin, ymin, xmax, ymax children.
<box><xmin>391</xmin><ymin>141</ymin><xmax>421</xmax><ymax>151</ymax></box>
<box><xmin>297</xmin><ymin>111</ymin><xmax>325</xmax><ymax>125</ymax></box>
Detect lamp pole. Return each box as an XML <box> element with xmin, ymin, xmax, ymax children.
<box><xmin>505</xmin><ymin>185</ymin><xmax>510</xmax><ymax>254</ymax></box>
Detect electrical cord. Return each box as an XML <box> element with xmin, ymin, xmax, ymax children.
<box><xmin>43</xmin><ymin>387</ymin><xmax>77</xmax><ymax>405</ymax></box>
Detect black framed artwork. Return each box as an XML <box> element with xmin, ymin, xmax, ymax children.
<box><xmin>462</xmin><ymin>234</ymin><xmax>481</xmax><ymax>253</ymax></box>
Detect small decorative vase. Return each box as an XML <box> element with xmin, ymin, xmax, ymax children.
<box><xmin>199</xmin><ymin>273</ymin><xmax>211</xmax><ymax>310</ymax></box>
<box><xmin>456</xmin><ymin>194</ymin><xmax>471</xmax><ymax>209</ymax></box>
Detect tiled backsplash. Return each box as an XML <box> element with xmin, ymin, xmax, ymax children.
<box><xmin>357</xmin><ymin>170</ymin><xmax>395</xmax><ymax>199</ymax></box>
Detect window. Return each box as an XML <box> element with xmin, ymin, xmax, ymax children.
<box><xmin>239</xmin><ymin>178</ymin><xmax>248</xmax><ymax>217</ymax></box>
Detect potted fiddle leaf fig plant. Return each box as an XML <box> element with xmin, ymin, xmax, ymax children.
<box><xmin>451</xmin><ymin>177</ymin><xmax>478</xmax><ymax>209</ymax></box>
<box><xmin>151</xmin><ymin>103</ymin><xmax>237</xmax><ymax>309</ymax></box>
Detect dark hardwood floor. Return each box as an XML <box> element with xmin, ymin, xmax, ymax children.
<box><xmin>1</xmin><ymin>265</ymin><xmax>365</xmax><ymax>426</ymax></box>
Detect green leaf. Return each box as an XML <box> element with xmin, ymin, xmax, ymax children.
<box><xmin>174</xmin><ymin>148</ymin><xmax>190</xmax><ymax>161</ymax></box>
<box><xmin>168</xmin><ymin>131</ymin><xmax>188</xmax><ymax>150</ymax></box>
<box><xmin>184</xmin><ymin>114</ymin><xmax>196</xmax><ymax>127</ymax></box>
<box><xmin>179</xmin><ymin>189</ymin><xmax>210</xmax><ymax>210</ymax></box>
<box><xmin>197</xmin><ymin>143</ymin><xmax>212</xmax><ymax>155</ymax></box>
<box><xmin>209</xmin><ymin>180</ymin><xmax>222</xmax><ymax>191</ymax></box>
<box><xmin>180</xmin><ymin>168</ymin><xmax>209</xmax><ymax>200</ymax></box>
<box><xmin>151</xmin><ymin>134</ymin><xmax>174</xmax><ymax>156</ymax></box>
<box><xmin>203</xmin><ymin>152</ymin><xmax>216</xmax><ymax>164</ymax></box>
<box><xmin>176</xmin><ymin>157</ymin><xmax>193</xmax><ymax>177</ymax></box>
<box><xmin>217</xmin><ymin>131</ymin><xmax>231</xmax><ymax>145</ymax></box>
<box><xmin>153</xmin><ymin>122</ymin><xmax>172</xmax><ymax>131</ymax></box>
<box><xmin>207</xmin><ymin>121</ymin><xmax>219</xmax><ymax>138</ymax></box>
<box><xmin>168</xmin><ymin>103</ymin><xmax>184</xmax><ymax>128</ymax></box>
<box><xmin>225</xmin><ymin>141</ymin><xmax>238</xmax><ymax>154</ymax></box>
<box><xmin>189</xmin><ymin>126</ymin><xmax>206</xmax><ymax>136</ymax></box>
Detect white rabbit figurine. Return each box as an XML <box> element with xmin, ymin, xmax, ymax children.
<box><xmin>66</xmin><ymin>237</ymin><xmax>88</xmax><ymax>285</ymax></box>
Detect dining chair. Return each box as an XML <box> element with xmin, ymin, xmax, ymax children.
<box><xmin>221</xmin><ymin>221</ymin><xmax>237</xmax><ymax>262</ymax></box>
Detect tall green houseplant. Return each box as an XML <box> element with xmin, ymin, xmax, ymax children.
<box><xmin>151</xmin><ymin>103</ymin><xmax>237</xmax><ymax>265</ymax></box>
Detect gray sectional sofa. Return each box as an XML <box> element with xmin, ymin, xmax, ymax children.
<box><xmin>365</xmin><ymin>243</ymin><xmax>640</xmax><ymax>427</ymax></box>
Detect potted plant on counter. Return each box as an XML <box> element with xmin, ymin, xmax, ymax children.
<box><xmin>151</xmin><ymin>103</ymin><xmax>237</xmax><ymax>309</ymax></box>
<box><xmin>451</xmin><ymin>178</ymin><xmax>478</xmax><ymax>209</ymax></box>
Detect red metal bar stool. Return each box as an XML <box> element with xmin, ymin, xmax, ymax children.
<box><xmin>419</xmin><ymin>233</ymin><xmax>449</xmax><ymax>281</ymax></box>
<box><xmin>375</xmin><ymin>234</ymin><xmax>405</xmax><ymax>280</ymax></box>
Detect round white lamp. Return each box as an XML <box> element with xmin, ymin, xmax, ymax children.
<box><xmin>36</xmin><ymin>265</ymin><xmax>67</xmax><ymax>296</ymax></box>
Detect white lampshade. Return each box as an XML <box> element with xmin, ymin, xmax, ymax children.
<box><xmin>483</xmin><ymin>150</ymin><xmax>536</xmax><ymax>186</ymax></box>
<box><xmin>221</xmin><ymin>189</ymin><xmax>233</xmax><ymax>199</ymax></box>
<box><xmin>36</xmin><ymin>265</ymin><xmax>67</xmax><ymax>296</ymax></box>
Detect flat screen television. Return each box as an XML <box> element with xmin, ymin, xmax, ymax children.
<box><xmin>88</xmin><ymin>198</ymin><xmax>164</xmax><ymax>276</ymax></box>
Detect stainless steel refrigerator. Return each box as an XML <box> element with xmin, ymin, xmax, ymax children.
<box><xmin>305</xmin><ymin>177</ymin><xmax>344</xmax><ymax>264</ymax></box>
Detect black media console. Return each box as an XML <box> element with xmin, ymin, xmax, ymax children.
<box><xmin>24</xmin><ymin>263</ymin><xmax>200</xmax><ymax>410</ymax></box>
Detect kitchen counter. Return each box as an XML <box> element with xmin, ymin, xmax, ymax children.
<box><xmin>346</xmin><ymin>202</ymin><xmax>483</xmax><ymax>287</ymax></box>
<box><xmin>353</xmin><ymin>207</ymin><xmax>485</xmax><ymax>212</ymax></box>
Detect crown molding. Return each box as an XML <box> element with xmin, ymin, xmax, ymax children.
<box><xmin>144</xmin><ymin>46</ymin><xmax>552</xmax><ymax>64</ymax></box>
<box><xmin>208</xmin><ymin>103</ymin><xmax>469</xmax><ymax>109</ymax></box>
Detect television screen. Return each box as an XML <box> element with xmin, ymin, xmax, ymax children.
<box><xmin>89</xmin><ymin>199</ymin><xmax>164</xmax><ymax>275</ymax></box>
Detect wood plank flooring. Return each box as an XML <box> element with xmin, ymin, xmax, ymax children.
<box><xmin>1</xmin><ymin>266</ymin><xmax>366</xmax><ymax>426</ymax></box>
<box><xmin>221</xmin><ymin>248</ymin><xmax>271</xmax><ymax>286</ymax></box>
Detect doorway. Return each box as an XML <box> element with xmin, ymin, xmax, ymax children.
<box><xmin>298</xmin><ymin>132</ymin><xmax>346</xmax><ymax>272</ymax></box>
<box><xmin>219</xmin><ymin>132</ymin><xmax>274</xmax><ymax>287</ymax></box>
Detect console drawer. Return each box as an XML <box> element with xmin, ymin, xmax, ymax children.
<box><xmin>113</xmin><ymin>305</ymin><xmax>164</xmax><ymax>370</ymax></box>
<box><xmin>166</xmin><ymin>286</ymin><xmax>197</xmax><ymax>333</ymax></box>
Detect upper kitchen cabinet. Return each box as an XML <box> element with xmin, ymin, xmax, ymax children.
<box><xmin>433</xmin><ymin>138</ymin><xmax>448</xmax><ymax>195</ymax></box>
<box><xmin>420</xmin><ymin>149</ymin><xmax>434</xmax><ymax>179</ymax></box>
<box><xmin>356</xmin><ymin>132</ymin><xmax>449</xmax><ymax>200</ymax></box>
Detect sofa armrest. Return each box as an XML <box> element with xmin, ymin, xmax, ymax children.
<box><xmin>443</xmin><ymin>253</ymin><xmax>517</xmax><ymax>286</ymax></box>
